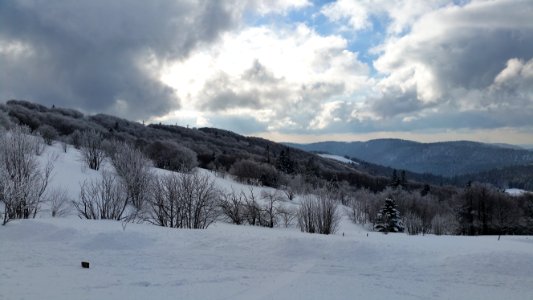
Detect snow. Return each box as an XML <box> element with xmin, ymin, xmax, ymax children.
<box><xmin>318</xmin><ymin>154</ymin><xmax>359</xmax><ymax>165</ymax></box>
<box><xmin>505</xmin><ymin>188</ymin><xmax>530</xmax><ymax>196</ymax></box>
<box><xmin>2</xmin><ymin>218</ymin><xmax>533</xmax><ymax>300</ymax></box>
<box><xmin>2</xmin><ymin>143</ymin><xmax>533</xmax><ymax>299</ymax></box>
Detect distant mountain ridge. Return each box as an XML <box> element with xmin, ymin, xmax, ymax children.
<box><xmin>286</xmin><ymin>139</ymin><xmax>533</xmax><ymax>177</ymax></box>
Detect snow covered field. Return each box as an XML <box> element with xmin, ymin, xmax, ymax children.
<box><xmin>2</xmin><ymin>218</ymin><xmax>533</xmax><ymax>300</ymax></box>
<box><xmin>1</xmin><ymin>144</ymin><xmax>533</xmax><ymax>300</ymax></box>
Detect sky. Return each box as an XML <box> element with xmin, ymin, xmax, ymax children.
<box><xmin>1</xmin><ymin>0</ymin><xmax>532</xmax><ymax>144</ymax></box>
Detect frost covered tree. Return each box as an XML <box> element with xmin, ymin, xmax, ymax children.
<box><xmin>403</xmin><ymin>212</ymin><xmax>423</xmax><ymax>235</ymax></box>
<box><xmin>0</xmin><ymin>126</ymin><xmax>54</xmax><ymax>225</ymax></box>
<box><xmin>148</xmin><ymin>171</ymin><xmax>220</xmax><ymax>229</ymax></box>
<box><xmin>374</xmin><ymin>197</ymin><xmax>404</xmax><ymax>233</ymax></box>
<box><xmin>37</xmin><ymin>124</ymin><xmax>58</xmax><ymax>145</ymax></box>
<box><xmin>80</xmin><ymin>129</ymin><xmax>106</xmax><ymax>170</ymax></box>
<box><xmin>45</xmin><ymin>187</ymin><xmax>72</xmax><ymax>217</ymax></box>
<box><xmin>73</xmin><ymin>171</ymin><xmax>128</xmax><ymax>220</ymax></box>
<box><xmin>297</xmin><ymin>190</ymin><xmax>340</xmax><ymax>235</ymax></box>
<box><xmin>109</xmin><ymin>141</ymin><xmax>152</xmax><ymax>211</ymax></box>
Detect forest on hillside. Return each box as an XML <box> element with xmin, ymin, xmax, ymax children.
<box><xmin>1</xmin><ymin>100</ymin><xmax>533</xmax><ymax>235</ymax></box>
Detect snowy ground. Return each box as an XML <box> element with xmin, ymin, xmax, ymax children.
<box><xmin>1</xmin><ymin>218</ymin><xmax>533</xmax><ymax>300</ymax></box>
<box><xmin>2</xmin><ymin>144</ymin><xmax>533</xmax><ymax>299</ymax></box>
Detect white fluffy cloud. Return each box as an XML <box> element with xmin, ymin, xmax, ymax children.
<box><xmin>160</xmin><ymin>24</ymin><xmax>369</xmax><ymax>131</ymax></box>
<box><xmin>351</xmin><ymin>0</ymin><xmax>532</xmax><ymax>134</ymax></box>
<box><xmin>321</xmin><ymin>0</ymin><xmax>450</xmax><ymax>34</ymax></box>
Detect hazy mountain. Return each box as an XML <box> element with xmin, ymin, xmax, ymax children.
<box><xmin>287</xmin><ymin>139</ymin><xmax>533</xmax><ymax>177</ymax></box>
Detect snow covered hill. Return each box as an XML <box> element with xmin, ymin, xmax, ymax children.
<box><xmin>1</xmin><ymin>143</ymin><xmax>533</xmax><ymax>300</ymax></box>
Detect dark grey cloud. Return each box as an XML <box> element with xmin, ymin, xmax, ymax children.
<box><xmin>0</xmin><ymin>0</ymin><xmax>240</xmax><ymax>119</ymax></box>
<box><xmin>363</xmin><ymin>0</ymin><xmax>533</xmax><ymax>137</ymax></box>
<box><xmin>370</xmin><ymin>89</ymin><xmax>429</xmax><ymax>118</ymax></box>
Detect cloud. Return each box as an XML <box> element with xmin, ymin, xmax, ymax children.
<box><xmin>321</xmin><ymin>0</ymin><xmax>450</xmax><ymax>34</ymax></box>
<box><xmin>0</xmin><ymin>0</ymin><xmax>246</xmax><ymax>119</ymax></box>
<box><xmin>161</xmin><ymin>23</ymin><xmax>369</xmax><ymax>133</ymax></box>
<box><xmin>364</xmin><ymin>0</ymin><xmax>533</xmax><ymax>130</ymax></box>
<box><xmin>1</xmin><ymin>0</ymin><xmax>532</xmax><ymax>143</ymax></box>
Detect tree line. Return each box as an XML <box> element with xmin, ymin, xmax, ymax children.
<box><xmin>1</xmin><ymin>100</ymin><xmax>532</xmax><ymax>236</ymax></box>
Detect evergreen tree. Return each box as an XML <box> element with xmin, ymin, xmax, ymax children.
<box><xmin>400</xmin><ymin>170</ymin><xmax>407</xmax><ymax>186</ymax></box>
<box><xmin>374</xmin><ymin>197</ymin><xmax>404</xmax><ymax>233</ymax></box>
<box><xmin>277</xmin><ymin>148</ymin><xmax>295</xmax><ymax>174</ymax></box>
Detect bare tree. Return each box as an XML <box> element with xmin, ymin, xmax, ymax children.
<box><xmin>148</xmin><ymin>172</ymin><xmax>180</xmax><ymax>227</ymax></box>
<box><xmin>431</xmin><ymin>213</ymin><xmax>458</xmax><ymax>235</ymax></box>
<box><xmin>298</xmin><ymin>195</ymin><xmax>318</xmax><ymax>233</ymax></box>
<box><xmin>297</xmin><ymin>191</ymin><xmax>340</xmax><ymax>235</ymax></box>
<box><xmin>73</xmin><ymin>171</ymin><xmax>128</xmax><ymax>220</ymax></box>
<box><xmin>34</xmin><ymin>134</ymin><xmax>46</xmax><ymax>156</ymax></box>
<box><xmin>242</xmin><ymin>188</ymin><xmax>262</xmax><ymax>226</ymax></box>
<box><xmin>0</xmin><ymin>126</ymin><xmax>54</xmax><ymax>225</ymax></box>
<box><xmin>109</xmin><ymin>141</ymin><xmax>152</xmax><ymax>211</ymax></box>
<box><xmin>69</xmin><ymin>129</ymin><xmax>82</xmax><ymax>149</ymax></box>
<box><xmin>45</xmin><ymin>187</ymin><xmax>72</xmax><ymax>217</ymax></box>
<box><xmin>180</xmin><ymin>172</ymin><xmax>220</xmax><ymax>229</ymax></box>
<box><xmin>346</xmin><ymin>189</ymin><xmax>382</xmax><ymax>227</ymax></box>
<box><xmin>277</xmin><ymin>204</ymin><xmax>296</xmax><ymax>228</ymax></box>
<box><xmin>80</xmin><ymin>129</ymin><xmax>106</xmax><ymax>170</ymax></box>
<box><xmin>219</xmin><ymin>189</ymin><xmax>245</xmax><ymax>225</ymax></box>
<box><xmin>261</xmin><ymin>190</ymin><xmax>283</xmax><ymax>228</ymax></box>
<box><xmin>403</xmin><ymin>212</ymin><xmax>423</xmax><ymax>235</ymax></box>
<box><xmin>148</xmin><ymin>171</ymin><xmax>220</xmax><ymax>229</ymax></box>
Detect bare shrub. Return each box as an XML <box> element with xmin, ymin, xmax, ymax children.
<box><xmin>261</xmin><ymin>190</ymin><xmax>284</xmax><ymax>228</ymax></box>
<box><xmin>33</xmin><ymin>134</ymin><xmax>46</xmax><ymax>156</ymax></box>
<box><xmin>346</xmin><ymin>189</ymin><xmax>381</xmax><ymax>225</ymax></box>
<box><xmin>297</xmin><ymin>191</ymin><xmax>340</xmax><ymax>235</ymax></box>
<box><xmin>80</xmin><ymin>129</ymin><xmax>106</xmax><ymax>170</ymax></box>
<box><xmin>45</xmin><ymin>188</ymin><xmax>72</xmax><ymax>217</ymax></box>
<box><xmin>219</xmin><ymin>189</ymin><xmax>245</xmax><ymax>225</ymax></box>
<box><xmin>69</xmin><ymin>130</ymin><xmax>82</xmax><ymax>149</ymax></box>
<box><xmin>109</xmin><ymin>141</ymin><xmax>152</xmax><ymax>210</ymax></box>
<box><xmin>403</xmin><ymin>212</ymin><xmax>423</xmax><ymax>235</ymax></box>
<box><xmin>431</xmin><ymin>213</ymin><xmax>458</xmax><ymax>235</ymax></box>
<box><xmin>0</xmin><ymin>125</ymin><xmax>54</xmax><ymax>225</ymax></box>
<box><xmin>148</xmin><ymin>172</ymin><xmax>180</xmax><ymax>227</ymax></box>
<box><xmin>242</xmin><ymin>188</ymin><xmax>262</xmax><ymax>226</ymax></box>
<box><xmin>277</xmin><ymin>205</ymin><xmax>296</xmax><ymax>227</ymax></box>
<box><xmin>148</xmin><ymin>171</ymin><xmax>220</xmax><ymax>229</ymax></box>
<box><xmin>73</xmin><ymin>171</ymin><xmax>128</xmax><ymax>220</ymax></box>
<box><xmin>298</xmin><ymin>195</ymin><xmax>318</xmax><ymax>233</ymax></box>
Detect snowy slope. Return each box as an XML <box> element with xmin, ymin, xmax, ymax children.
<box><xmin>2</xmin><ymin>143</ymin><xmax>533</xmax><ymax>300</ymax></box>
<box><xmin>318</xmin><ymin>154</ymin><xmax>358</xmax><ymax>165</ymax></box>
<box><xmin>505</xmin><ymin>188</ymin><xmax>530</xmax><ymax>196</ymax></box>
